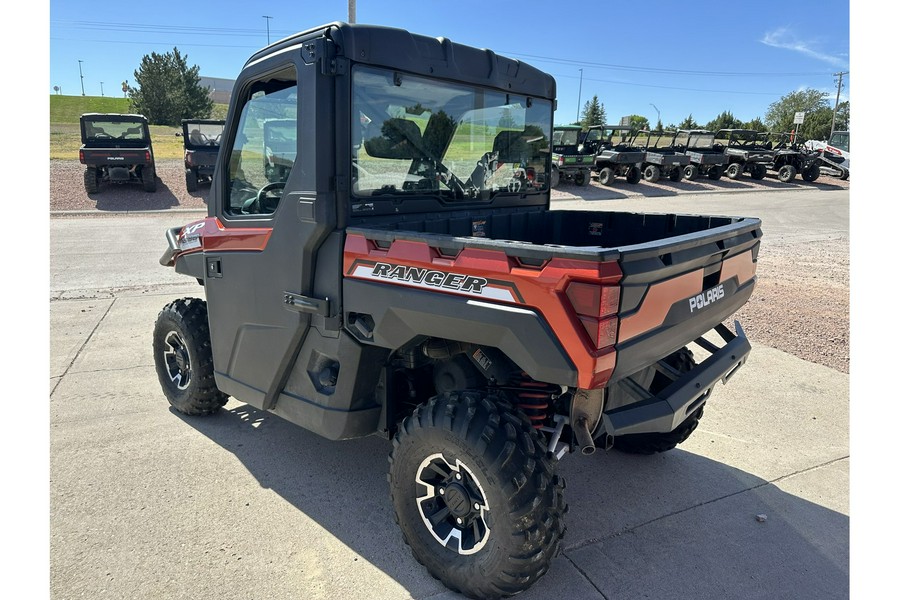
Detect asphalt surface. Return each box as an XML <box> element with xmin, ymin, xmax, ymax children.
<box><xmin>47</xmin><ymin>187</ymin><xmax>850</xmax><ymax>599</ymax></box>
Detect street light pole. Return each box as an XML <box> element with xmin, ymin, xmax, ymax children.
<box><xmin>262</xmin><ymin>15</ymin><xmax>273</xmax><ymax>45</ymax></box>
<box><xmin>349</xmin><ymin>0</ymin><xmax>356</xmax><ymax>23</ymax></box>
<box><xmin>650</xmin><ymin>103</ymin><xmax>660</xmax><ymax>129</ymax></box>
<box><xmin>576</xmin><ymin>68</ymin><xmax>583</xmax><ymax>123</ymax></box>
<box><xmin>78</xmin><ymin>60</ymin><xmax>85</xmax><ymax>96</ymax></box>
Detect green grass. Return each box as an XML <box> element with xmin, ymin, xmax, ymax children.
<box><xmin>49</xmin><ymin>95</ymin><xmax>229</xmax><ymax>160</ymax></box>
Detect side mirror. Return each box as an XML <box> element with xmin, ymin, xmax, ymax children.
<box><xmin>175</xmin><ymin>132</ymin><xmax>182</xmax><ymax>137</ymax></box>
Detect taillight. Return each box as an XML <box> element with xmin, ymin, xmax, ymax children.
<box><xmin>184</xmin><ymin>150</ymin><xmax>194</xmax><ymax>167</ymax></box>
<box><xmin>78</xmin><ymin>149</ymin><xmax>84</xmax><ymax>164</ymax></box>
<box><xmin>565</xmin><ymin>281</ymin><xmax>620</xmax><ymax>350</ymax></box>
<box><xmin>558</xmin><ymin>156</ymin><xmax>565</xmax><ymax>166</ymax></box>
<box><xmin>145</xmin><ymin>150</ymin><xmax>152</xmax><ymax>163</ymax></box>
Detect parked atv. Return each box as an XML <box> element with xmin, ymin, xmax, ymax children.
<box><xmin>182</xmin><ymin>119</ymin><xmax>226</xmax><ymax>192</ymax></box>
<box><xmin>714</xmin><ymin>129</ymin><xmax>774</xmax><ymax>181</ymax></box>
<box><xmin>763</xmin><ymin>133</ymin><xmax>823</xmax><ymax>183</ymax></box>
<box><xmin>78</xmin><ymin>113</ymin><xmax>156</xmax><ymax>193</ymax></box>
<box><xmin>635</xmin><ymin>129</ymin><xmax>691</xmax><ymax>183</ymax></box>
<box><xmin>550</xmin><ymin>125</ymin><xmax>592</xmax><ymax>187</ymax></box>
<box><xmin>673</xmin><ymin>129</ymin><xmax>727</xmax><ymax>181</ymax></box>
<box><xmin>581</xmin><ymin>125</ymin><xmax>644</xmax><ymax>185</ymax></box>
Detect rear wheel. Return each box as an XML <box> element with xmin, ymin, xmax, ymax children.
<box><xmin>84</xmin><ymin>167</ymin><xmax>99</xmax><ymax>194</ymax></box>
<box><xmin>777</xmin><ymin>164</ymin><xmax>797</xmax><ymax>183</ymax></box>
<box><xmin>609</xmin><ymin>348</ymin><xmax>703</xmax><ymax>455</ymax></box>
<box><xmin>750</xmin><ymin>164</ymin><xmax>767</xmax><ymax>180</ymax></box>
<box><xmin>573</xmin><ymin>170</ymin><xmax>587</xmax><ymax>186</ymax></box>
<box><xmin>625</xmin><ymin>166</ymin><xmax>641</xmax><ymax>184</ymax></box>
<box><xmin>152</xmin><ymin>298</ymin><xmax>228</xmax><ymax>415</ymax></box>
<box><xmin>801</xmin><ymin>164</ymin><xmax>820</xmax><ymax>182</ymax></box>
<box><xmin>669</xmin><ymin>166</ymin><xmax>684</xmax><ymax>182</ymax></box>
<box><xmin>142</xmin><ymin>166</ymin><xmax>157</xmax><ymax>192</ymax></box>
<box><xmin>726</xmin><ymin>162</ymin><xmax>742</xmax><ymax>179</ymax></box>
<box><xmin>389</xmin><ymin>390</ymin><xmax>566</xmax><ymax>599</ymax></box>
<box><xmin>683</xmin><ymin>164</ymin><xmax>699</xmax><ymax>181</ymax></box>
<box><xmin>597</xmin><ymin>166</ymin><xmax>615</xmax><ymax>186</ymax></box>
<box><xmin>839</xmin><ymin>168</ymin><xmax>849</xmax><ymax>180</ymax></box>
<box><xmin>643</xmin><ymin>164</ymin><xmax>661</xmax><ymax>183</ymax></box>
<box><xmin>185</xmin><ymin>169</ymin><xmax>199</xmax><ymax>193</ymax></box>
<box><xmin>707</xmin><ymin>165</ymin><xmax>723</xmax><ymax>180</ymax></box>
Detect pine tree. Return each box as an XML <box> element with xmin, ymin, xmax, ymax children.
<box><xmin>129</xmin><ymin>47</ymin><xmax>214</xmax><ymax>125</ymax></box>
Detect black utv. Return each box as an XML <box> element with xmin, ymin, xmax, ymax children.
<box><xmin>714</xmin><ymin>128</ymin><xmax>774</xmax><ymax>181</ymax></box>
<box><xmin>581</xmin><ymin>125</ymin><xmax>644</xmax><ymax>186</ymax></box>
<box><xmin>635</xmin><ymin>129</ymin><xmax>691</xmax><ymax>183</ymax></box>
<box><xmin>673</xmin><ymin>129</ymin><xmax>727</xmax><ymax>181</ymax></box>
<box><xmin>763</xmin><ymin>133</ymin><xmax>822</xmax><ymax>183</ymax></box>
<box><xmin>182</xmin><ymin>119</ymin><xmax>226</xmax><ymax>192</ymax></box>
<box><xmin>79</xmin><ymin>113</ymin><xmax>156</xmax><ymax>193</ymax></box>
<box><xmin>550</xmin><ymin>125</ymin><xmax>592</xmax><ymax>187</ymax></box>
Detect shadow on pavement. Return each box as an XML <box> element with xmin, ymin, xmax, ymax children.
<box><xmin>92</xmin><ymin>176</ymin><xmax>209</xmax><ymax>211</ymax></box>
<box><xmin>175</xmin><ymin>403</ymin><xmax>849</xmax><ymax>599</ymax></box>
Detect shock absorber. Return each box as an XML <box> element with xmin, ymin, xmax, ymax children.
<box><xmin>505</xmin><ymin>371</ymin><xmax>558</xmax><ymax>426</ymax></box>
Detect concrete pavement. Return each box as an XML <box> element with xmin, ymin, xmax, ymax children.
<box><xmin>49</xmin><ymin>289</ymin><xmax>849</xmax><ymax>599</ymax></box>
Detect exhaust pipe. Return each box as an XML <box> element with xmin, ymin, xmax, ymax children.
<box><xmin>572</xmin><ymin>415</ymin><xmax>596</xmax><ymax>455</ymax></box>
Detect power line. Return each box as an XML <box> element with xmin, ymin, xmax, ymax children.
<box><xmin>553</xmin><ymin>72</ymin><xmax>784</xmax><ymax>96</ymax></box>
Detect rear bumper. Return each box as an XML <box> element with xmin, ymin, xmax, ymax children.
<box><xmin>600</xmin><ymin>321</ymin><xmax>750</xmax><ymax>437</ymax></box>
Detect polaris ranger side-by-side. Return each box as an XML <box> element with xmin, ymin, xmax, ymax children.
<box><xmin>79</xmin><ymin>113</ymin><xmax>156</xmax><ymax>193</ymax></box>
<box><xmin>182</xmin><ymin>119</ymin><xmax>226</xmax><ymax>192</ymax></box>
<box><xmin>673</xmin><ymin>129</ymin><xmax>727</xmax><ymax>181</ymax></box>
<box><xmin>635</xmin><ymin>129</ymin><xmax>691</xmax><ymax>183</ymax></box>
<box><xmin>152</xmin><ymin>22</ymin><xmax>761</xmax><ymax>599</ymax></box>
<box><xmin>581</xmin><ymin>124</ymin><xmax>645</xmax><ymax>185</ymax></box>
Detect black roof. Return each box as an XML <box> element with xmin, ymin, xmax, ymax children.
<box><xmin>242</xmin><ymin>22</ymin><xmax>556</xmax><ymax>101</ymax></box>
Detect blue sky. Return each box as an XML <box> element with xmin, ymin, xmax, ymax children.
<box><xmin>48</xmin><ymin>0</ymin><xmax>849</xmax><ymax>127</ymax></box>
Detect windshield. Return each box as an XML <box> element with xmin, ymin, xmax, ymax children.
<box><xmin>829</xmin><ymin>132</ymin><xmax>849</xmax><ymax>152</ymax></box>
<box><xmin>83</xmin><ymin>118</ymin><xmax>147</xmax><ymax>142</ymax></box>
<box><xmin>553</xmin><ymin>129</ymin><xmax>580</xmax><ymax>145</ymax></box>
<box><xmin>184</xmin><ymin>122</ymin><xmax>225</xmax><ymax>147</ymax></box>
<box><xmin>687</xmin><ymin>132</ymin><xmax>714</xmax><ymax>149</ymax></box>
<box><xmin>351</xmin><ymin>66</ymin><xmax>552</xmax><ymax>201</ymax></box>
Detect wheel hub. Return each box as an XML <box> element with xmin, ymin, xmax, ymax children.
<box><xmin>415</xmin><ymin>453</ymin><xmax>490</xmax><ymax>555</ymax></box>
<box><xmin>163</xmin><ymin>331</ymin><xmax>192</xmax><ymax>390</ymax></box>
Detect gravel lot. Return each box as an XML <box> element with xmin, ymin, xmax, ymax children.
<box><xmin>50</xmin><ymin>159</ymin><xmax>850</xmax><ymax>374</ymax></box>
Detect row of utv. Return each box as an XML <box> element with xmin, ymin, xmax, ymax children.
<box><xmin>550</xmin><ymin>126</ymin><xmax>850</xmax><ymax>188</ymax></box>
<box><xmin>78</xmin><ymin>112</ymin><xmax>227</xmax><ymax>194</ymax></box>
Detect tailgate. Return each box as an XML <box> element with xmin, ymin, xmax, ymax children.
<box><xmin>81</xmin><ymin>148</ymin><xmax>151</xmax><ymax>165</ymax></box>
<box><xmin>611</xmin><ymin>217</ymin><xmax>761</xmax><ymax>382</ymax></box>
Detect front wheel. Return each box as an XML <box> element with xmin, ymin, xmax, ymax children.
<box><xmin>707</xmin><ymin>165</ymin><xmax>723</xmax><ymax>180</ymax></box>
<box><xmin>726</xmin><ymin>162</ymin><xmax>742</xmax><ymax>180</ymax></box>
<box><xmin>750</xmin><ymin>164</ymin><xmax>766</xmax><ymax>180</ymax></box>
<box><xmin>152</xmin><ymin>298</ymin><xmax>228</xmax><ymax>415</ymax></box>
<box><xmin>777</xmin><ymin>164</ymin><xmax>797</xmax><ymax>182</ymax></box>
<box><xmin>597</xmin><ymin>166</ymin><xmax>615</xmax><ymax>186</ymax></box>
<box><xmin>643</xmin><ymin>164</ymin><xmax>661</xmax><ymax>183</ymax></box>
<box><xmin>802</xmin><ymin>164</ymin><xmax>820</xmax><ymax>182</ymax></box>
<box><xmin>683</xmin><ymin>164</ymin><xmax>699</xmax><ymax>181</ymax></box>
<box><xmin>389</xmin><ymin>391</ymin><xmax>566</xmax><ymax>599</ymax></box>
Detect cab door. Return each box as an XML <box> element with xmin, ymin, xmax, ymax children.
<box><xmin>203</xmin><ymin>53</ymin><xmax>336</xmax><ymax>410</ymax></box>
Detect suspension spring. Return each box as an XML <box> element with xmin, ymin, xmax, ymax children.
<box><xmin>504</xmin><ymin>372</ymin><xmax>558</xmax><ymax>426</ymax></box>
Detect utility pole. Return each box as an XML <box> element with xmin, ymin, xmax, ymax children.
<box><xmin>100</xmin><ymin>82</ymin><xmax>104</xmax><ymax>97</ymax></box>
<box><xmin>349</xmin><ymin>0</ymin><xmax>356</xmax><ymax>23</ymax></box>
<box><xmin>262</xmin><ymin>15</ymin><xmax>273</xmax><ymax>45</ymax></box>
<box><xmin>830</xmin><ymin>71</ymin><xmax>847</xmax><ymax>138</ymax></box>
<box><xmin>576</xmin><ymin>68</ymin><xmax>583</xmax><ymax>124</ymax></box>
<box><xmin>78</xmin><ymin>60</ymin><xmax>85</xmax><ymax>96</ymax></box>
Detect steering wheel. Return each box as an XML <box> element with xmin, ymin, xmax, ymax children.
<box><xmin>242</xmin><ymin>181</ymin><xmax>285</xmax><ymax>214</ymax></box>
<box><xmin>94</xmin><ymin>132</ymin><xmax>113</xmax><ymax>139</ymax></box>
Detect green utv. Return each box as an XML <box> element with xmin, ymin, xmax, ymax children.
<box><xmin>550</xmin><ymin>125</ymin><xmax>592</xmax><ymax>187</ymax></box>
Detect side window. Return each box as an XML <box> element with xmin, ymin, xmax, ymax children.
<box><xmin>224</xmin><ymin>65</ymin><xmax>298</xmax><ymax>216</ymax></box>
